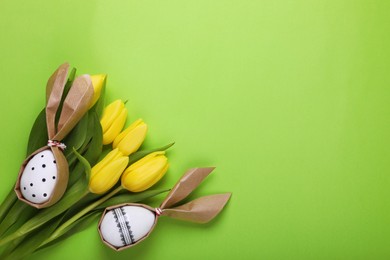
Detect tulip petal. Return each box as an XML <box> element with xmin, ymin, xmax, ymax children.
<box><xmin>122</xmin><ymin>154</ymin><xmax>169</xmax><ymax>192</ymax></box>
<box><xmin>89</xmin><ymin>74</ymin><xmax>106</xmax><ymax>109</ymax></box>
<box><xmin>90</xmin><ymin>148</ymin><xmax>122</xmax><ymax>178</ymax></box>
<box><xmin>89</xmin><ymin>156</ymin><xmax>129</xmax><ymax>194</ymax></box>
<box><xmin>112</xmin><ymin>119</ymin><xmax>143</xmax><ymax>149</ymax></box>
<box><xmin>117</xmin><ymin>122</ymin><xmax>147</xmax><ymax>156</ymax></box>
<box><xmin>128</xmin><ymin>161</ymin><xmax>169</xmax><ymax>192</ymax></box>
<box><xmin>126</xmin><ymin>151</ymin><xmax>165</xmax><ymax>172</ymax></box>
<box><xmin>102</xmin><ymin>108</ymin><xmax>127</xmax><ymax>145</ymax></box>
<box><xmin>100</xmin><ymin>100</ymin><xmax>124</xmax><ymax>133</ymax></box>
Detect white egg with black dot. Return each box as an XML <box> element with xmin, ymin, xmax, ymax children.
<box><xmin>100</xmin><ymin>206</ymin><xmax>155</xmax><ymax>248</ymax></box>
<box><xmin>20</xmin><ymin>149</ymin><xmax>58</xmax><ymax>204</ymax></box>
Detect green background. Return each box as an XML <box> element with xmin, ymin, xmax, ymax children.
<box><xmin>1</xmin><ymin>0</ymin><xmax>390</xmax><ymax>259</ymax></box>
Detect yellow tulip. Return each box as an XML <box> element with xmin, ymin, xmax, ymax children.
<box><xmin>89</xmin><ymin>148</ymin><xmax>129</xmax><ymax>194</ymax></box>
<box><xmin>89</xmin><ymin>74</ymin><xmax>106</xmax><ymax>109</ymax></box>
<box><xmin>100</xmin><ymin>100</ymin><xmax>128</xmax><ymax>145</ymax></box>
<box><xmin>121</xmin><ymin>151</ymin><xmax>169</xmax><ymax>192</ymax></box>
<box><xmin>113</xmin><ymin>119</ymin><xmax>148</xmax><ymax>156</ymax></box>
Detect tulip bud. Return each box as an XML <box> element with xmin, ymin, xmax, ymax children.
<box><xmin>100</xmin><ymin>100</ymin><xmax>128</xmax><ymax>145</ymax></box>
<box><xmin>89</xmin><ymin>148</ymin><xmax>129</xmax><ymax>194</ymax></box>
<box><xmin>89</xmin><ymin>74</ymin><xmax>106</xmax><ymax>109</ymax></box>
<box><xmin>121</xmin><ymin>151</ymin><xmax>169</xmax><ymax>192</ymax></box>
<box><xmin>113</xmin><ymin>119</ymin><xmax>148</xmax><ymax>156</ymax></box>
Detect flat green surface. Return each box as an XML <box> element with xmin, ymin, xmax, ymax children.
<box><xmin>1</xmin><ymin>0</ymin><xmax>390</xmax><ymax>259</ymax></box>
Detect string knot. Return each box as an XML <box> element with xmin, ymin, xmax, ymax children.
<box><xmin>155</xmin><ymin>208</ymin><xmax>163</xmax><ymax>217</ymax></box>
<box><xmin>48</xmin><ymin>140</ymin><xmax>66</xmax><ymax>150</ymax></box>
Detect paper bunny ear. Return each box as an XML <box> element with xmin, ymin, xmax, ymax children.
<box><xmin>162</xmin><ymin>193</ymin><xmax>231</xmax><ymax>223</ymax></box>
<box><xmin>46</xmin><ymin>63</ymin><xmax>70</xmax><ymax>139</ymax></box>
<box><xmin>45</xmin><ymin>64</ymin><xmax>94</xmax><ymax>141</ymax></box>
<box><xmin>46</xmin><ymin>62</ymin><xmax>69</xmax><ymax>102</ymax></box>
<box><xmin>160</xmin><ymin>167</ymin><xmax>215</xmax><ymax>209</ymax></box>
<box><xmin>53</xmin><ymin>75</ymin><xmax>94</xmax><ymax>141</ymax></box>
<box><xmin>159</xmin><ymin>167</ymin><xmax>231</xmax><ymax>223</ymax></box>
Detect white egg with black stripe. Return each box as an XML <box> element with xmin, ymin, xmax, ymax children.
<box><xmin>100</xmin><ymin>206</ymin><xmax>155</xmax><ymax>248</ymax></box>
<box><xmin>20</xmin><ymin>149</ymin><xmax>58</xmax><ymax>204</ymax></box>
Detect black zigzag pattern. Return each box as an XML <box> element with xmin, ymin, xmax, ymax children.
<box><xmin>112</xmin><ymin>209</ymin><xmax>126</xmax><ymax>246</ymax></box>
<box><xmin>121</xmin><ymin>207</ymin><xmax>135</xmax><ymax>244</ymax></box>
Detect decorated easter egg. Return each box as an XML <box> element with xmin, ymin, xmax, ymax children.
<box><xmin>20</xmin><ymin>149</ymin><xmax>58</xmax><ymax>204</ymax></box>
<box><xmin>100</xmin><ymin>206</ymin><xmax>156</xmax><ymax>248</ymax></box>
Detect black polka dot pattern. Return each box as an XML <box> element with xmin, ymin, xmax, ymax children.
<box><xmin>20</xmin><ymin>150</ymin><xmax>58</xmax><ymax>204</ymax></box>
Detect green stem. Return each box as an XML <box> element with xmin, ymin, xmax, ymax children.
<box><xmin>41</xmin><ymin>186</ymin><xmax>123</xmax><ymax>246</ymax></box>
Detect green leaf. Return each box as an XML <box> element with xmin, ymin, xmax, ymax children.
<box><xmin>36</xmin><ymin>211</ymin><xmax>101</xmax><ymax>252</ymax></box>
<box><xmin>69</xmin><ymin>111</ymin><xmax>103</xmax><ymax>185</ymax></box>
<box><xmin>0</xmin><ymin>187</ymin><xmax>17</xmax><ymax>225</ymax></box>
<box><xmin>68</xmin><ymin>110</ymin><xmax>103</xmax><ymax>186</ymax></box>
<box><xmin>0</xmin><ymin>200</ymin><xmax>37</xmax><ymax>237</ymax></box>
<box><xmin>72</xmin><ymin>148</ymin><xmax>91</xmax><ymax>181</ymax></box>
<box><xmin>0</xmin><ymin>180</ymin><xmax>88</xmax><ymax>246</ymax></box>
<box><xmin>56</xmin><ymin>193</ymin><xmax>98</xmax><ymax>225</ymax></box>
<box><xmin>81</xmin><ymin>112</ymin><xmax>103</xmax><ymax>166</ymax></box>
<box><xmin>4</xmin><ymin>215</ymin><xmax>64</xmax><ymax>260</ymax></box>
<box><xmin>66</xmin><ymin>110</ymin><xmax>95</xmax><ymax>168</ymax></box>
<box><xmin>128</xmin><ymin>142</ymin><xmax>175</xmax><ymax>165</ymax></box>
<box><xmin>75</xmin><ymin>111</ymin><xmax>102</xmax><ymax>164</ymax></box>
<box><xmin>67</xmin><ymin>161</ymin><xmax>87</xmax><ymax>187</ymax></box>
<box><xmin>63</xmin><ymin>112</ymin><xmax>89</xmax><ymax>157</ymax></box>
<box><xmin>26</xmin><ymin>108</ymin><xmax>48</xmax><ymax>156</ymax></box>
<box><xmin>0</xmin><ymin>236</ymin><xmax>24</xmax><ymax>259</ymax></box>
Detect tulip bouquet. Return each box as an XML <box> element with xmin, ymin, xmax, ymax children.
<box><xmin>0</xmin><ymin>64</ymin><xmax>173</xmax><ymax>259</ymax></box>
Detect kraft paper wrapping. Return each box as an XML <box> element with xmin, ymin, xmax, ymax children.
<box><xmin>98</xmin><ymin>167</ymin><xmax>231</xmax><ymax>251</ymax></box>
<box><xmin>98</xmin><ymin>203</ymin><xmax>158</xmax><ymax>251</ymax></box>
<box><xmin>15</xmin><ymin>63</ymin><xmax>94</xmax><ymax>208</ymax></box>
<box><xmin>160</xmin><ymin>193</ymin><xmax>231</xmax><ymax>223</ymax></box>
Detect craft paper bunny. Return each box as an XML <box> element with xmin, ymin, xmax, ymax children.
<box><xmin>98</xmin><ymin>167</ymin><xmax>231</xmax><ymax>251</ymax></box>
<box><xmin>14</xmin><ymin>63</ymin><xmax>94</xmax><ymax>208</ymax></box>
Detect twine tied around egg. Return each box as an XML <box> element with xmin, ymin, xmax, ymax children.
<box><xmin>47</xmin><ymin>140</ymin><xmax>67</xmax><ymax>150</ymax></box>
<box><xmin>154</xmin><ymin>208</ymin><xmax>163</xmax><ymax>217</ymax></box>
